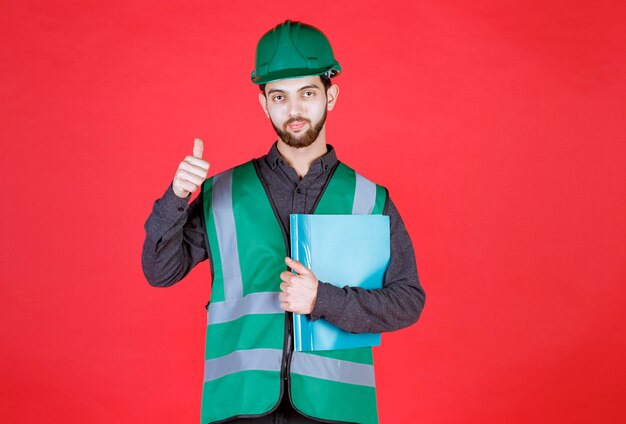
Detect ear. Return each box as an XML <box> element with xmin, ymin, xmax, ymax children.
<box><xmin>258</xmin><ymin>92</ymin><xmax>270</xmax><ymax>118</ymax></box>
<box><xmin>326</xmin><ymin>84</ymin><xmax>339</xmax><ymax>111</ymax></box>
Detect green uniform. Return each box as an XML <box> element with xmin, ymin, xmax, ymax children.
<box><xmin>200</xmin><ymin>160</ymin><xmax>387</xmax><ymax>424</ymax></box>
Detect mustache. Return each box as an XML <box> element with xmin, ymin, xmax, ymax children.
<box><xmin>284</xmin><ymin>117</ymin><xmax>311</xmax><ymax>128</ymax></box>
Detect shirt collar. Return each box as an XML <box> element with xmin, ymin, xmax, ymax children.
<box><xmin>266</xmin><ymin>141</ymin><xmax>338</xmax><ymax>173</ymax></box>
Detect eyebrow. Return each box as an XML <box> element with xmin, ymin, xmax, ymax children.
<box><xmin>298</xmin><ymin>84</ymin><xmax>321</xmax><ymax>91</ymax></box>
<box><xmin>267</xmin><ymin>84</ymin><xmax>321</xmax><ymax>95</ymax></box>
<box><xmin>267</xmin><ymin>88</ymin><xmax>285</xmax><ymax>95</ymax></box>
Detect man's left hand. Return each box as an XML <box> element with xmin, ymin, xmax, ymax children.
<box><xmin>279</xmin><ymin>257</ymin><xmax>318</xmax><ymax>314</ymax></box>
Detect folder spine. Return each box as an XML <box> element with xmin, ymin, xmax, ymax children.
<box><xmin>290</xmin><ymin>214</ymin><xmax>313</xmax><ymax>351</ymax></box>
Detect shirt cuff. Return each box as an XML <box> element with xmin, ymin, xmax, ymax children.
<box><xmin>310</xmin><ymin>281</ymin><xmax>345</xmax><ymax>321</ymax></box>
<box><xmin>157</xmin><ymin>183</ymin><xmax>192</xmax><ymax>218</ymax></box>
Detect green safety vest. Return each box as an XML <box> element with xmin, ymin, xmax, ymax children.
<box><xmin>200</xmin><ymin>159</ymin><xmax>387</xmax><ymax>424</ymax></box>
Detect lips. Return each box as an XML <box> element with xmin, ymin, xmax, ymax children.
<box><xmin>285</xmin><ymin>118</ymin><xmax>309</xmax><ymax>132</ymax></box>
<box><xmin>288</xmin><ymin>121</ymin><xmax>306</xmax><ymax>130</ymax></box>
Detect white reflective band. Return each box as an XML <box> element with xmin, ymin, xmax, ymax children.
<box><xmin>212</xmin><ymin>169</ymin><xmax>243</xmax><ymax>300</ymax></box>
<box><xmin>290</xmin><ymin>352</ymin><xmax>376</xmax><ymax>387</ymax></box>
<box><xmin>352</xmin><ymin>172</ymin><xmax>377</xmax><ymax>214</ymax></box>
<box><xmin>204</xmin><ymin>348</ymin><xmax>283</xmax><ymax>382</ymax></box>
<box><xmin>208</xmin><ymin>292</ymin><xmax>284</xmax><ymax>324</ymax></box>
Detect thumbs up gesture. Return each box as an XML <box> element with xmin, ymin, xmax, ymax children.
<box><xmin>172</xmin><ymin>138</ymin><xmax>211</xmax><ymax>199</ymax></box>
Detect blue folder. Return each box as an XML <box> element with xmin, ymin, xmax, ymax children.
<box><xmin>290</xmin><ymin>214</ymin><xmax>390</xmax><ymax>351</ymax></box>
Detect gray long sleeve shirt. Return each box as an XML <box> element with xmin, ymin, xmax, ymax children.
<box><xmin>142</xmin><ymin>143</ymin><xmax>425</xmax><ymax>333</ymax></box>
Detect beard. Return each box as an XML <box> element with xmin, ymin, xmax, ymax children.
<box><xmin>271</xmin><ymin>108</ymin><xmax>327</xmax><ymax>148</ymax></box>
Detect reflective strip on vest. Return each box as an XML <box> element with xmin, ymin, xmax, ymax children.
<box><xmin>291</xmin><ymin>352</ymin><xmax>376</xmax><ymax>387</ymax></box>
<box><xmin>208</xmin><ymin>292</ymin><xmax>283</xmax><ymax>324</ymax></box>
<box><xmin>212</xmin><ymin>169</ymin><xmax>243</xmax><ymax>300</ymax></box>
<box><xmin>204</xmin><ymin>348</ymin><xmax>283</xmax><ymax>382</ymax></box>
<box><xmin>353</xmin><ymin>172</ymin><xmax>377</xmax><ymax>214</ymax></box>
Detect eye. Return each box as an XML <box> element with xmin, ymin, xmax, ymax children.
<box><xmin>272</xmin><ymin>95</ymin><xmax>284</xmax><ymax>102</ymax></box>
<box><xmin>303</xmin><ymin>91</ymin><xmax>315</xmax><ymax>98</ymax></box>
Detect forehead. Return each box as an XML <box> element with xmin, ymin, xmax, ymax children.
<box><xmin>264</xmin><ymin>75</ymin><xmax>324</xmax><ymax>92</ymax></box>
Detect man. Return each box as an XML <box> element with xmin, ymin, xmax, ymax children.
<box><xmin>142</xmin><ymin>20</ymin><xmax>425</xmax><ymax>424</ymax></box>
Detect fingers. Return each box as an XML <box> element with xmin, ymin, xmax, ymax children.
<box><xmin>285</xmin><ymin>257</ymin><xmax>310</xmax><ymax>276</ymax></box>
<box><xmin>173</xmin><ymin>163</ymin><xmax>207</xmax><ymax>198</ymax></box>
<box><xmin>179</xmin><ymin>159</ymin><xmax>209</xmax><ymax>180</ymax></box>
<box><xmin>193</xmin><ymin>137</ymin><xmax>204</xmax><ymax>159</ymax></box>
<box><xmin>279</xmin><ymin>290</ymin><xmax>292</xmax><ymax>312</ymax></box>
<box><xmin>279</xmin><ymin>278</ymin><xmax>316</xmax><ymax>314</ymax></box>
<box><xmin>280</xmin><ymin>271</ymin><xmax>302</xmax><ymax>284</ymax></box>
<box><xmin>183</xmin><ymin>155</ymin><xmax>210</xmax><ymax>172</ymax></box>
<box><xmin>279</xmin><ymin>287</ymin><xmax>290</xmax><ymax>311</ymax></box>
<box><xmin>176</xmin><ymin>169</ymin><xmax>205</xmax><ymax>187</ymax></box>
<box><xmin>173</xmin><ymin>178</ymin><xmax>199</xmax><ymax>196</ymax></box>
<box><xmin>172</xmin><ymin>139</ymin><xmax>211</xmax><ymax>199</ymax></box>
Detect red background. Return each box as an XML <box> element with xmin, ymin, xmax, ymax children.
<box><xmin>1</xmin><ymin>1</ymin><xmax>625</xmax><ymax>423</ymax></box>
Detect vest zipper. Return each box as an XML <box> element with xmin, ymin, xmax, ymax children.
<box><xmin>282</xmin><ymin>311</ymin><xmax>293</xmax><ymax>383</ymax></box>
<box><xmin>254</xmin><ymin>160</ymin><xmax>294</xmax><ymax>393</ymax></box>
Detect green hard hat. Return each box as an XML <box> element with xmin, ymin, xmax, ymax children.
<box><xmin>251</xmin><ymin>20</ymin><xmax>342</xmax><ymax>85</ymax></box>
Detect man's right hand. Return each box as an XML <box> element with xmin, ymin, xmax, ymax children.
<box><xmin>172</xmin><ymin>138</ymin><xmax>211</xmax><ymax>199</ymax></box>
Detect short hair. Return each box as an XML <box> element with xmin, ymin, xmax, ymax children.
<box><xmin>260</xmin><ymin>74</ymin><xmax>333</xmax><ymax>95</ymax></box>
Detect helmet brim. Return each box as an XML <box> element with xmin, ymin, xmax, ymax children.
<box><xmin>251</xmin><ymin>66</ymin><xmax>341</xmax><ymax>85</ymax></box>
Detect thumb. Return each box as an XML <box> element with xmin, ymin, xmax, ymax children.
<box><xmin>193</xmin><ymin>137</ymin><xmax>204</xmax><ymax>159</ymax></box>
<box><xmin>285</xmin><ymin>257</ymin><xmax>310</xmax><ymax>276</ymax></box>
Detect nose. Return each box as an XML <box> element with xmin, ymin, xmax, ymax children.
<box><xmin>287</xmin><ymin>98</ymin><xmax>303</xmax><ymax>118</ymax></box>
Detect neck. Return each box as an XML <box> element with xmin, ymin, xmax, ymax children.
<box><xmin>276</xmin><ymin>129</ymin><xmax>328</xmax><ymax>179</ymax></box>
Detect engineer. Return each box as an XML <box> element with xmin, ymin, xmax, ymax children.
<box><xmin>142</xmin><ymin>20</ymin><xmax>426</xmax><ymax>424</ymax></box>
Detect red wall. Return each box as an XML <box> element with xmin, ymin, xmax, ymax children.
<box><xmin>1</xmin><ymin>1</ymin><xmax>624</xmax><ymax>423</ymax></box>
